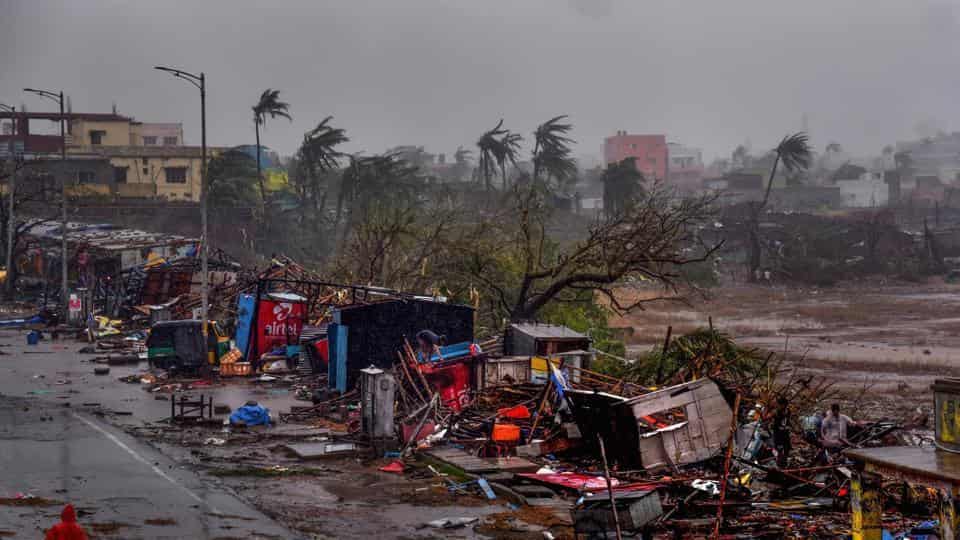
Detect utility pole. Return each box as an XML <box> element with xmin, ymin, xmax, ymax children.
<box><xmin>23</xmin><ymin>88</ymin><xmax>67</xmax><ymax>315</ymax></box>
<box><xmin>0</xmin><ymin>104</ymin><xmax>16</xmax><ymax>299</ymax></box>
<box><xmin>155</xmin><ymin>66</ymin><xmax>208</xmax><ymax>338</ymax></box>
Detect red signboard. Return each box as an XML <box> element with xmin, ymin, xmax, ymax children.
<box><xmin>517</xmin><ymin>472</ymin><xmax>621</xmax><ymax>492</ymax></box>
<box><xmin>420</xmin><ymin>359</ymin><xmax>472</xmax><ymax>412</ymax></box>
<box><xmin>255</xmin><ymin>299</ymin><xmax>305</xmax><ymax>359</ymax></box>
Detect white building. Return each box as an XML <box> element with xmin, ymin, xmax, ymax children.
<box><xmin>836</xmin><ymin>172</ymin><xmax>888</xmax><ymax>208</ymax></box>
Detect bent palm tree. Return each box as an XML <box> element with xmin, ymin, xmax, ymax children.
<box><xmin>497</xmin><ymin>131</ymin><xmax>522</xmax><ymax>190</ymax></box>
<box><xmin>602</xmin><ymin>157</ymin><xmax>645</xmax><ymax>217</ymax></box>
<box><xmin>532</xmin><ymin>115</ymin><xmax>577</xmax><ymax>189</ymax></box>
<box><xmin>477</xmin><ymin>120</ymin><xmax>508</xmax><ymax>190</ymax></box>
<box><xmin>748</xmin><ymin>132</ymin><xmax>811</xmax><ymax>281</ymax></box>
<box><xmin>252</xmin><ymin>89</ymin><xmax>292</xmax><ymax>204</ymax></box>
<box><xmin>298</xmin><ymin>116</ymin><xmax>348</xmax><ymax>223</ymax></box>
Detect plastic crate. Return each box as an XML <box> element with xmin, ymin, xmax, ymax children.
<box><xmin>220</xmin><ymin>362</ymin><xmax>252</xmax><ymax>377</ymax></box>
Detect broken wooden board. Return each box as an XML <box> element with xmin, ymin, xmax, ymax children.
<box><xmin>283</xmin><ymin>441</ymin><xmax>357</xmax><ymax>459</ymax></box>
<box><xmin>425</xmin><ymin>446</ymin><xmax>540</xmax><ymax>474</ymax></box>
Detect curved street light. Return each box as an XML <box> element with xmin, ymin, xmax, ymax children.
<box><xmin>154</xmin><ymin>66</ymin><xmax>208</xmax><ymax>338</ymax></box>
<box><xmin>23</xmin><ymin>87</ymin><xmax>69</xmax><ymax>315</ymax></box>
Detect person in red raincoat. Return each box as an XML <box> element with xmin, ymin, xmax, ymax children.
<box><xmin>45</xmin><ymin>504</ymin><xmax>88</xmax><ymax>540</ymax></box>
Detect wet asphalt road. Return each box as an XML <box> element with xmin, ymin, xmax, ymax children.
<box><xmin>0</xmin><ymin>328</ymin><xmax>297</xmax><ymax>539</ymax></box>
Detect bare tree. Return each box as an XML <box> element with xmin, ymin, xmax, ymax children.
<box><xmin>446</xmin><ymin>183</ymin><xmax>721</xmax><ymax>322</ymax></box>
<box><xmin>332</xmin><ymin>196</ymin><xmax>456</xmax><ymax>292</ymax></box>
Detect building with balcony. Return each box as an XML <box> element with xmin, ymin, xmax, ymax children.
<box><xmin>0</xmin><ymin>111</ymin><xmax>216</xmax><ymax>201</ymax></box>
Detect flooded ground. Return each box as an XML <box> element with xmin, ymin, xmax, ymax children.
<box><xmin>611</xmin><ymin>277</ymin><xmax>960</xmax><ymax>421</ymax></box>
<box><xmin>0</xmin><ymin>328</ymin><xmax>539</xmax><ymax>539</ymax></box>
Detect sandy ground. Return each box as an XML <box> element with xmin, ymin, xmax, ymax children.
<box><xmin>611</xmin><ymin>277</ymin><xmax>960</xmax><ymax>419</ymax></box>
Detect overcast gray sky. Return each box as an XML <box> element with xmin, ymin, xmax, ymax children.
<box><xmin>2</xmin><ymin>0</ymin><xmax>959</xmax><ymax>162</ymax></box>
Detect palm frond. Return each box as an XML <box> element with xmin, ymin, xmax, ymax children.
<box><xmin>775</xmin><ymin>132</ymin><xmax>811</xmax><ymax>172</ymax></box>
<box><xmin>533</xmin><ymin>115</ymin><xmax>577</xmax><ymax>183</ymax></box>
<box><xmin>253</xmin><ymin>88</ymin><xmax>292</xmax><ymax>124</ymax></box>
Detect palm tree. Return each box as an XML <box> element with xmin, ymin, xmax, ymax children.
<box><xmin>532</xmin><ymin>115</ymin><xmax>576</xmax><ymax>188</ymax></box>
<box><xmin>477</xmin><ymin>120</ymin><xmax>508</xmax><ymax>190</ymax></box>
<box><xmin>296</xmin><ymin>116</ymin><xmax>348</xmax><ymax>225</ymax></box>
<box><xmin>337</xmin><ymin>153</ymin><xmax>421</xmax><ymax>233</ymax></box>
<box><xmin>748</xmin><ymin>132</ymin><xmax>812</xmax><ymax>281</ymax></box>
<box><xmin>252</xmin><ymin>89</ymin><xmax>292</xmax><ymax>204</ymax></box>
<box><xmin>497</xmin><ymin>131</ymin><xmax>522</xmax><ymax>190</ymax></box>
<box><xmin>602</xmin><ymin>157</ymin><xmax>645</xmax><ymax>217</ymax></box>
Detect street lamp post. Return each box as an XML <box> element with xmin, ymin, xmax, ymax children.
<box><xmin>155</xmin><ymin>66</ymin><xmax>208</xmax><ymax>338</ymax></box>
<box><xmin>23</xmin><ymin>88</ymin><xmax>67</xmax><ymax>316</ymax></box>
<box><xmin>0</xmin><ymin>104</ymin><xmax>18</xmax><ymax>300</ymax></box>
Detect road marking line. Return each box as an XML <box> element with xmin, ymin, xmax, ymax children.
<box><xmin>72</xmin><ymin>413</ymin><xmax>220</xmax><ymax>512</ymax></box>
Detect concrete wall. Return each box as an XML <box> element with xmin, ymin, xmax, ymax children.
<box><xmin>69</xmin><ymin>118</ymin><xmax>134</xmax><ymax>147</ymax></box>
<box><xmin>17</xmin><ymin>159</ymin><xmax>115</xmax><ymax>199</ymax></box>
<box><xmin>108</xmin><ymin>155</ymin><xmax>202</xmax><ymax>201</ymax></box>
<box><xmin>140</xmin><ymin>123</ymin><xmax>183</xmax><ymax>146</ymax></box>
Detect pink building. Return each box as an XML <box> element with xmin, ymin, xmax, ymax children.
<box><xmin>603</xmin><ymin>131</ymin><xmax>668</xmax><ymax>181</ymax></box>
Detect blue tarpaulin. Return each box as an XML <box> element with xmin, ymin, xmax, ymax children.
<box><xmin>420</xmin><ymin>341</ymin><xmax>472</xmax><ymax>363</ymax></box>
<box><xmin>0</xmin><ymin>314</ymin><xmax>43</xmax><ymax>328</ymax></box>
<box><xmin>229</xmin><ymin>402</ymin><xmax>271</xmax><ymax>426</ymax></box>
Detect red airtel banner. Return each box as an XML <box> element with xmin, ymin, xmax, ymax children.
<box><xmin>255</xmin><ymin>298</ymin><xmax>305</xmax><ymax>359</ymax></box>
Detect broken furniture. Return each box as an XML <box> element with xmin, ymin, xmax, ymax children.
<box><xmin>846</xmin><ymin>446</ymin><xmax>960</xmax><ymax>540</ymax></box>
<box><xmin>170</xmin><ymin>394</ymin><xmax>214</xmax><ymax>423</ymax></box>
<box><xmin>568</xmin><ymin>378</ymin><xmax>734</xmax><ymax>470</ymax></box>
<box><xmin>572</xmin><ymin>488</ymin><xmax>663</xmax><ymax>536</ymax></box>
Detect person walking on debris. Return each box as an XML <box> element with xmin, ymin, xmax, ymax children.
<box><xmin>821</xmin><ymin>403</ymin><xmax>858</xmax><ymax>448</ymax></box>
<box><xmin>772</xmin><ymin>396</ymin><xmax>792</xmax><ymax>467</ymax></box>
<box><xmin>416</xmin><ymin>329</ymin><xmax>445</xmax><ymax>362</ymax></box>
<box><xmin>45</xmin><ymin>504</ymin><xmax>88</xmax><ymax>540</ymax></box>
<box><xmin>802</xmin><ymin>409</ymin><xmax>824</xmax><ymax>446</ymax></box>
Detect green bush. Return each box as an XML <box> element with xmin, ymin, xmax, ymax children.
<box><xmin>539</xmin><ymin>293</ymin><xmax>626</xmax><ymax>358</ymax></box>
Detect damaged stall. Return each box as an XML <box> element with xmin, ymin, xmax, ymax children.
<box><xmin>505</xmin><ymin>322</ymin><xmax>592</xmax><ymax>357</ymax></box>
<box><xmin>567</xmin><ymin>378</ymin><xmax>734</xmax><ymax>470</ymax></box>
<box><xmin>328</xmin><ymin>298</ymin><xmax>474</xmax><ymax>392</ymax></box>
<box><xmin>235</xmin><ymin>278</ymin><xmax>413</xmax><ymax>369</ymax></box>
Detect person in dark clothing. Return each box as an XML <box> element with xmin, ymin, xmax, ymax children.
<box><xmin>772</xmin><ymin>396</ymin><xmax>792</xmax><ymax>468</ymax></box>
<box><xmin>416</xmin><ymin>330</ymin><xmax>445</xmax><ymax>362</ymax></box>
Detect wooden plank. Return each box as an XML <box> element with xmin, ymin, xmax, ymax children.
<box><xmin>426</xmin><ymin>447</ymin><xmax>540</xmax><ymax>474</ymax></box>
<box><xmin>847</xmin><ymin>446</ymin><xmax>960</xmax><ymax>484</ymax></box>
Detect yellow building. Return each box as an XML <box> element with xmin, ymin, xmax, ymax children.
<box><xmin>1</xmin><ymin>111</ymin><xmax>223</xmax><ymax>201</ymax></box>
<box><xmin>63</xmin><ymin>113</ymin><xmax>218</xmax><ymax>201</ymax></box>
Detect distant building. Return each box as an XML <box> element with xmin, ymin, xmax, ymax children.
<box><xmin>139</xmin><ymin>123</ymin><xmax>183</xmax><ymax>146</ymax></box>
<box><xmin>603</xmin><ymin>131</ymin><xmax>667</xmax><ymax>181</ymax></box>
<box><xmin>667</xmin><ymin>142</ymin><xmax>704</xmax><ymax>189</ymax></box>
<box><xmin>0</xmin><ymin>111</ymin><xmax>221</xmax><ymax>202</ymax></box>
<box><xmin>896</xmin><ymin>133</ymin><xmax>960</xmax><ymax>185</ymax></box>
<box><xmin>702</xmin><ymin>172</ymin><xmax>765</xmax><ymax>205</ymax></box>
<box><xmin>836</xmin><ymin>172</ymin><xmax>888</xmax><ymax>208</ymax></box>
